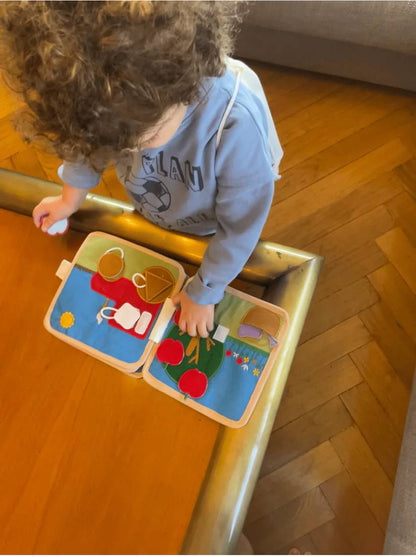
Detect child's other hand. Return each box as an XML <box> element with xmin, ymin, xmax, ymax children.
<box><xmin>32</xmin><ymin>196</ymin><xmax>74</xmax><ymax>232</ymax></box>
<box><xmin>171</xmin><ymin>290</ymin><xmax>214</xmax><ymax>338</ymax></box>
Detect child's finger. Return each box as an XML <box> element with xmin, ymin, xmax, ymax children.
<box><xmin>186</xmin><ymin>321</ymin><xmax>197</xmax><ymax>338</ymax></box>
<box><xmin>40</xmin><ymin>215</ymin><xmax>54</xmax><ymax>232</ymax></box>
<box><xmin>33</xmin><ymin>206</ymin><xmax>48</xmax><ymax>228</ymax></box>
<box><xmin>178</xmin><ymin>316</ymin><xmax>187</xmax><ymax>333</ymax></box>
<box><xmin>197</xmin><ymin>321</ymin><xmax>209</xmax><ymax>338</ymax></box>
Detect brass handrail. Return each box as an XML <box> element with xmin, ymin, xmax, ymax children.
<box><xmin>0</xmin><ymin>168</ymin><xmax>316</xmax><ymax>284</ymax></box>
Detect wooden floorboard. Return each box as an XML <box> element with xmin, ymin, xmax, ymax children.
<box><xmin>1</xmin><ymin>60</ymin><xmax>415</xmax><ymax>554</ymax></box>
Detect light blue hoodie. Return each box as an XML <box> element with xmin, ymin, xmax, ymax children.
<box><xmin>59</xmin><ymin>68</ymin><xmax>282</xmax><ymax>305</ymax></box>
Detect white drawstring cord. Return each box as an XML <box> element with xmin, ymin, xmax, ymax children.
<box><xmin>216</xmin><ymin>67</ymin><xmax>242</xmax><ymax>148</ymax></box>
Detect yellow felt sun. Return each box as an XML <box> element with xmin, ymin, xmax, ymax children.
<box><xmin>60</xmin><ymin>311</ymin><xmax>75</xmax><ymax>329</ymax></box>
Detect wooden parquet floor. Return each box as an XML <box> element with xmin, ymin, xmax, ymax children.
<box><xmin>1</xmin><ymin>60</ymin><xmax>416</xmax><ymax>555</ymax></box>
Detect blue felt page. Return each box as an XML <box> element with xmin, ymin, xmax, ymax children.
<box><xmin>50</xmin><ymin>267</ymin><xmax>148</xmax><ymax>365</ymax></box>
<box><xmin>146</xmin><ymin>292</ymin><xmax>283</xmax><ymax>422</ymax></box>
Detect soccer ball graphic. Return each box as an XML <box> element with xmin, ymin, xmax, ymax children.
<box><xmin>127</xmin><ymin>177</ymin><xmax>171</xmax><ymax>213</ymax></box>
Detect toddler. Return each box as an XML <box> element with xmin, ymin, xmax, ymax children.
<box><xmin>0</xmin><ymin>1</ymin><xmax>282</xmax><ymax>338</ymax></box>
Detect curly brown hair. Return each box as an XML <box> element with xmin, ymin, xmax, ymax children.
<box><xmin>0</xmin><ymin>1</ymin><xmax>241</xmax><ymax>170</ymax></box>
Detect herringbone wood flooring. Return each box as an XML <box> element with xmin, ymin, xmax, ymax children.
<box><xmin>1</xmin><ymin>60</ymin><xmax>416</xmax><ymax>554</ymax></box>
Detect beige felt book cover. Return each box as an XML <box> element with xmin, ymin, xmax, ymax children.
<box><xmin>45</xmin><ymin>232</ymin><xmax>289</xmax><ymax>427</ymax></box>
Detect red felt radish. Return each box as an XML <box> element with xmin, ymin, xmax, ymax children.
<box><xmin>178</xmin><ymin>368</ymin><xmax>208</xmax><ymax>399</ymax></box>
<box><xmin>156</xmin><ymin>338</ymin><xmax>184</xmax><ymax>365</ymax></box>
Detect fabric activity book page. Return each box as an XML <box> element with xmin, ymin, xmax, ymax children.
<box><xmin>45</xmin><ymin>232</ymin><xmax>186</xmax><ymax>376</ymax></box>
<box><xmin>45</xmin><ymin>232</ymin><xmax>289</xmax><ymax>427</ymax></box>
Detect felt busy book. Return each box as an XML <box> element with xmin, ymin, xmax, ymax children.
<box><xmin>45</xmin><ymin>232</ymin><xmax>289</xmax><ymax>427</ymax></box>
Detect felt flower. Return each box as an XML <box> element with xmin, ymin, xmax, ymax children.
<box><xmin>60</xmin><ymin>311</ymin><xmax>75</xmax><ymax>329</ymax></box>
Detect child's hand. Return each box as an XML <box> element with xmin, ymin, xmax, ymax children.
<box><xmin>32</xmin><ymin>196</ymin><xmax>74</xmax><ymax>232</ymax></box>
<box><xmin>171</xmin><ymin>290</ymin><xmax>214</xmax><ymax>338</ymax></box>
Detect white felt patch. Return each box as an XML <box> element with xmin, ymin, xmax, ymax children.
<box><xmin>47</xmin><ymin>218</ymin><xmax>68</xmax><ymax>235</ymax></box>
<box><xmin>213</xmin><ymin>325</ymin><xmax>229</xmax><ymax>343</ymax></box>
<box><xmin>134</xmin><ymin>311</ymin><xmax>152</xmax><ymax>335</ymax></box>
<box><xmin>55</xmin><ymin>259</ymin><xmax>72</xmax><ymax>280</ymax></box>
<box><xmin>101</xmin><ymin>303</ymin><xmax>141</xmax><ymax>330</ymax></box>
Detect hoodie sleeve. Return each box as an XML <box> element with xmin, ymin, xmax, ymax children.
<box><xmin>185</xmin><ymin>97</ymin><xmax>278</xmax><ymax>305</ymax></box>
<box><xmin>57</xmin><ymin>159</ymin><xmax>102</xmax><ymax>189</ymax></box>
<box><xmin>185</xmin><ymin>177</ymin><xmax>274</xmax><ymax>304</ymax></box>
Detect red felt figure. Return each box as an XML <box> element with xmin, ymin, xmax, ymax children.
<box><xmin>156</xmin><ymin>338</ymin><xmax>185</xmax><ymax>366</ymax></box>
<box><xmin>178</xmin><ymin>368</ymin><xmax>208</xmax><ymax>399</ymax></box>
